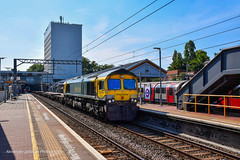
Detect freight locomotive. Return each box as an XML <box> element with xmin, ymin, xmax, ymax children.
<box><xmin>139</xmin><ymin>81</ymin><xmax>186</xmax><ymax>103</ymax></box>
<box><xmin>51</xmin><ymin>68</ymin><xmax>139</xmax><ymax>121</ymax></box>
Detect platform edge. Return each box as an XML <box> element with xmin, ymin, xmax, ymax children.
<box><xmin>31</xmin><ymin>94</ymin><xmax>107</xmax><ymax>160</ymax></box>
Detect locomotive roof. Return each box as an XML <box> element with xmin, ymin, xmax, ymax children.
<box><xmin>66</xmin><ymin>68</ymin><xmax>136</xmax><ymax>84</ymax></box>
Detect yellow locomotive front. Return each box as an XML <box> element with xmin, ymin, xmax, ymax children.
<box><xmin>100</xmin><ymin>70</ymin><xmax>139</xmax><ymax>121</ymax></box>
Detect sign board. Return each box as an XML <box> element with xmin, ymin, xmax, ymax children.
<box><xmin>145</xmin><ymin>86</ymin><xmax>150</xmax><ymax>100</ymax></box>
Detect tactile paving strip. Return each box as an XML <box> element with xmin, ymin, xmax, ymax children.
<box><xmin>27</xmin><ymin>95</ymin><xmax>69</xmax><ymax>160</ymax></box>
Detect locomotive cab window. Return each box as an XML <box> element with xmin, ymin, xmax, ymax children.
<box><xmin>123</xmin><ymin>79</ymin><xmax>136</xmax><ymax>90</ymax></box>
<box><xmin>99</xmin><ymin>81</ymin><xmax>104</xmax><ymax>90</ymax></box>
<box><xmin>108</xmin><ymin>79</ymin><xmax>121</xmax><ymax>90</ymax></box>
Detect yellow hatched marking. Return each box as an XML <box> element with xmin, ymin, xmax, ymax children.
<box><xmin>26</xmin><ymin>95</ymin><xmax>40</xmax><ymax>160</ymax></box>
<box><xmin>27</xmin><ymin>95</ymin><xmax>69</xmax><ymax>160</ymax></box>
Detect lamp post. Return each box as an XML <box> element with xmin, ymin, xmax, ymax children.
<box><xmin>0</xmin><ymin>57</ymin><xmax>6</xmax><ymax>80</ymax></box>
<box><xmin>153</xmin><ymin>47</ymin><xmax>162</xmax><ymax>106</ymax></box>
<box><xmin>0</xmin><ymin>57</ymin><xmax>6</xmax><ymax>102</ymax></box>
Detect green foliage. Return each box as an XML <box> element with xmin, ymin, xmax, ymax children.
<box><xmin>178</xmin><ymin>72</ymin><xmax>187</xmax><ymax>80</ymax></box>
<box><xmin>27</xmin><ymin>64</ymin><xmax>44</xmax><ymax>72</ymax></box>
<box><xmin>184</xmin><ymin>40</ymin><xmax>196</xmax><ymax>63</ymax></box>
<box><xmin>172</xmin><ymin>76</ymin><xmax>177</xmax><ymax>81</ymax></box>
<box><xmin>167</xmin><ymin>40</ymin><xmax>210</xmax><ymax>73</ymax></box>
<box><xmin>188</xmin><ymin>50</ymin><xmax>209</xmax><ymax>71</ymax></box>
<box><xmin>82</xmin><ymin>56</ymin><xmax>114</xmax><ymax>75</ymax></box>
<box><xmin>168</xmin><ymin>50</ymin><xmax>184</xmax><ymax>71</ymax></box>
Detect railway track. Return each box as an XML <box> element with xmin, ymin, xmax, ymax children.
<box><xmin>33</xmin><ymin>93</ymin><xmax>240</xmax><ymax>160</ymax></box>
<box><xmin>119</xmin><ymin>123</ymin><xmax>240</xmax><ymax>160</ymax></box>
<box><xmin>33</xmin><ymin>93</ymin><xmax>144</xmax><ymax>160</ymax></box>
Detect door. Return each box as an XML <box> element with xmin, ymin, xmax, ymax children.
<box><xmin>167</xmin><ymin>84</ymin><xmax>174</xmax><ymax>103</ymax></box>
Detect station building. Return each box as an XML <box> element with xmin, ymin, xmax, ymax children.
<box><xmin>0</xmin><ymin>71</ymin><xmax>52</xmax><ymax>92</ymax></box>
<box><xmin>44</xmin><ymin>19</ymin><xmax>82</xmax><ymax>82</ymax></box>
<box><xmin>109</xmin><ymin>59</ymin><xmax>167</xmax><ymax>81</ymax></box>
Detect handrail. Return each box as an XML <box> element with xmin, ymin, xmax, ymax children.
<box><xmin>183</xmin><ymin>94</ymin><xmax>240</xmax><ymax>117</ymax></box>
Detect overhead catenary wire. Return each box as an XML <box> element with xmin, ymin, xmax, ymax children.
<box><xmin>78</xmin><ymin>0</ymin><xmax>176</xmax><ymax>57</ymax></box>
<box><xmin>149</xmin><ymin>39</ymin><xmax>240</xmax><ymax>62</ymax></box>
<box><xmin>65</xmin><ymin>0</ymin><xmax>159</xmax><ymax>60</ymax></box>
<box><xmin>82</xmin><ymin>0</ymin><xmax>159</xmax><ymax>49</ymax></box>
<box><xmin>97</xmin><ymin>14</ymin><xmax>240</xmax><ymax>63</ymax></box>
<box><xmin>109</xmin><ymin>26</ymin><xmax>240</xmax><ymax>64</ymax></box>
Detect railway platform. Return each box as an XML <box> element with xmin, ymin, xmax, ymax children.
<box><xmin>138</xmin><ymin>103</ymin><xmax>240</xmax><ymax>151</ymax></box>
<box><xmin>0</xmin><ymin>93</ymin><xmax>106</xmax><ymax>160</ymax></box>
<box><xmin>139</xmin><ymin>103</ymin><xmax>240</xmax><ymax>128</ymax></box>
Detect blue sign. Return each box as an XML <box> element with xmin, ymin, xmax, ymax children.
<box><xmin>145</xmin><ymin>89</ymin><xmax>150</xmax><ymax>97</ymax></box>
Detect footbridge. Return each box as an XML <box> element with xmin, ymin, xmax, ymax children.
<box><xmin>176</xmin><ymin>45</ymin><xmax>240</xmax><ymax>110</ymax></box>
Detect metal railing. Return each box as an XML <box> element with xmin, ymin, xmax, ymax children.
<box><xmin>183</xmin><ymin>94</ymin><xmax>240</xmax><ymax>117</ymax></box>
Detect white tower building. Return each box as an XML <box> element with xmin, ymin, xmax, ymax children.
<box><xmin>44</xmin><ymin>18</ymin><xmax>82</xmax><ymax>81</ymax></box>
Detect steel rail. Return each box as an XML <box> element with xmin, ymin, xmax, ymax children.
<box><xmin>119</xmin><ymin>122</ymin><xmax>240</xmax><ymax>160</ymax></box>
<box><xmin>118</xmin><ymin>124</ymin><xmax>200</xmax><ymax>160</ymax></box>
<box><xmin>33</xmin><ymin>93</ymin><xmax>144</xmax><ymax>160</ymax></box>
<box><xmin>136</xmin><ymin>122</ymin><xmax>240</xmax><ymax>160</ymax></box>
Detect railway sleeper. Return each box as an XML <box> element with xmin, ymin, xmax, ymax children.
<box><xmin>192</xmin><ymin>151</ymin><xmax>211</xmax><ymax>156</ymax></box>
<box><xmin>182</xmin><ymin>148</ymin><xmax>200</xmax><ymax>152</ymax></box>
<box><xmin>167</xmin><ymin>141</ymin><xmax>182</xmax><ymax>145</ymax></box>
<box><xmin>202</xmin><ymin>156</ymin><xmax>223</xmax><ymax>160</ymax></box>
<box><xmin>174</xmin><ymin>145</ymin><xmax>191</xmax><ymax>149</ymax></box>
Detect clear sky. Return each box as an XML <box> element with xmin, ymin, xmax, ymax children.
<box><xmin>0</xmin><ymin>0</ymin><xmax>240</xmax><ymax>71</ymax></box>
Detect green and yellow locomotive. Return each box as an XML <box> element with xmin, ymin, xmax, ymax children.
<box><xmin>63</xmin><ymin>68</ymin><xmax>139</xmax><ymax>121</ymax></box>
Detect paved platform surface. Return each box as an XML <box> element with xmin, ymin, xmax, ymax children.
<box><xmin>0</xmin><ymin>94</ymin><xmax>106</xmax><ymax>160</ymax></box>
<box><xmin>139</xmin><ymin>103</ymin><xmax>240</xmax><ymax>128</ymax></box>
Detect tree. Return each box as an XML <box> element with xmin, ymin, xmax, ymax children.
<box><xmin>168</xmin><ymin>50</ymin><xmax>184</xmax><ymax>71</ymax></box>
<box><xmin>189</xmin><ymin>50</ymin><xmax>210</xmax><ymax>72</ymax></box>
<box><xmin>82</xmin><ymin>56</ymin><xmax>114</xmax><ymax>75</ymax></box>
<box><xmin>183</xmin><ymin>40</ymin><xmax>196</xmax><ymax>69</ymax></box>
<box><xmin>27</xmin><ymin>64</ymin><xmax>44</xmax><ymax>72</ymax></box>
<box><xmin>167</xmin><ymin>40</ymin><xmax>210</xmax><ymax>73</ymax></box>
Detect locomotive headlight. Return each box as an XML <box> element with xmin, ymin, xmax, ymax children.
<box><xmin>131</xmin><ymin>98</ymin><xmax>137</xmax><ymax>103</ymax></box>
<box><xmin>112</xmin><ymin>99</ymin><xmax>115</xmax><ymax>102</ymax></box>
<box><xmin>108</xmin><ymin>100</ymin><xmax>112</xmax><ymax>103</ymax></box>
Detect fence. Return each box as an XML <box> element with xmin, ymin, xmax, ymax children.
<box><xmin>183</xmin><ymin>94</ymin><xmax>240</xmax><ymax>117</ymax></box>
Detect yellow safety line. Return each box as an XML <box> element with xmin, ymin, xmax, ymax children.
<box><xmin>26</xmin><ymin>94</ymin><xmax>40</xmax><ymax>160</ymax></box>
<box><xmin>29</xmin><ymin>94</ymin><xmax>69</xmax><ymax>160</ymax></box>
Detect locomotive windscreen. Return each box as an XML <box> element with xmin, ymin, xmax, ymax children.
<box><xmin>123</xmin><ymin>79</ymin><xmax>136</xmax><ymax>90</ymax></box>
<box><xmin>108</xmin><ymin>79</ymin><xmax>121</xmax><ymax>90</ymax></box>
